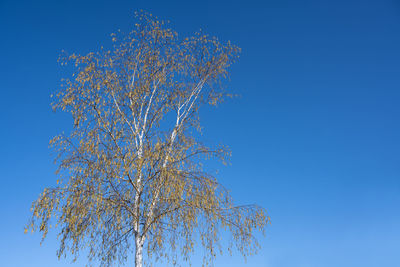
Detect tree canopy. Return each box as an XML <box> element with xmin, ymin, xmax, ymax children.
<box><xmin>26</xmin><ymin>12</ymin><xmax>269</xmax><ymax>267</ymax></box>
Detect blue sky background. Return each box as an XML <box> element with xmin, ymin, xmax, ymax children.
<box><xmin>1</xmin><ymin>0</ymin><xmax>400</xmax><ymax>266</ymax></box>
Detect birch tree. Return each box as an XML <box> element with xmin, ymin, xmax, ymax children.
<box><xmin>26</xmin><ymin>12</ymin><xmax>269</xmax><ymax>267</ymax></box>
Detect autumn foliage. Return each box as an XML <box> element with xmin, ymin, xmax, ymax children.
<box><xmin>27</xmin><ymin>12</ymin><xmax>268</xmax><ymax>267</ymax></box>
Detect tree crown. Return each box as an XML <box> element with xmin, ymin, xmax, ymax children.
<box><xmin>27</xmin><ymin>12</ymin><xmax>269</xmax><ymax>267</ymax></box>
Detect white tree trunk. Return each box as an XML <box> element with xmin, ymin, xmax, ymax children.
<box><xmin>135</xmin><ymin>235</ymin><xmax>144</xmax><ymax>267</ymax></box>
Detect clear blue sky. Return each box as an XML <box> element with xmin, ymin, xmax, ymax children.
<box><xmin>1</xmin><ymin>0</ymin><xmax>400</xmax><ymax>266</ymax></box>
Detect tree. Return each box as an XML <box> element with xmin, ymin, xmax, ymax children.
<box><xmin>26</xmin><ymin>12</ymin><xmax>269</xmax><ymax>267</ymax></box>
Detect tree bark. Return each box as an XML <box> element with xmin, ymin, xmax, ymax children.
<box><xmin>135</xmin><ymin>235</ymin><xmax>144</xmax><ymax>267</ymax></box>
